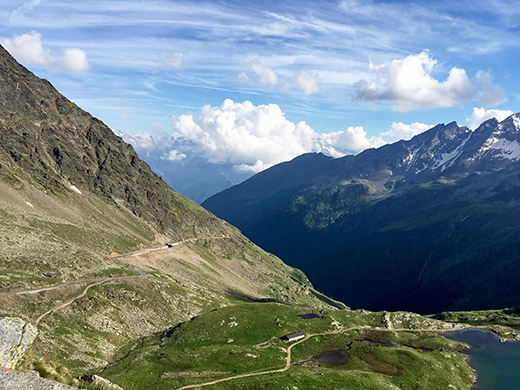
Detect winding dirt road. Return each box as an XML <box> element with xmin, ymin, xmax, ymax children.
<box><xmin>33</xmin><ymin>271</ymin><xmax>149</xmax><ymax>326</ymax></box>
<box><xmin>1</xmin><ymin>235</ymin><xmax>229</xmax><ymax>298</ymax></box>
<box><xmin>176</xmin><ymin>333</ymin><xmax>311</xmax><ymax>390</ymax></box>
<box><xmin>0</xmin><ymin>272</ymin><xmax>148</xmax><ymax>298</ymax></box>
<box><xmin>1</xmin><ymin>236</ymin><xmax>230</xmax><ymax>324</ymax></box>
<box><xmin>176</xmin><ymin>326</ymin><xmax>373</xmax><ymax>390</ymax></box>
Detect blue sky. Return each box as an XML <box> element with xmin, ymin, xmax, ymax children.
<box><xmin>0</xmin><ymin>0</ymin><xmax>519</xmax><ymax>172</ymax></box>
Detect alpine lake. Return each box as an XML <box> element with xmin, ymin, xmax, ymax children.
<box><xmin>443</xmin><ymin>329</ymin><xmax>520</xmax><ymax>389</ymax></box>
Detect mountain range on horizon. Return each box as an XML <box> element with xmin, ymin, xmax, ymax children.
<box><xmin>204</xmin><ymin>112</ymin><xmax>520</xmax><ymax>314</ymax></box>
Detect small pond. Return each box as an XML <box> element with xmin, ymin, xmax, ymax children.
<box><xmin>312</xmin><ymin>349</ymin><xmax>348</xmax><ymax>366</ymax></box>
<box><xmin>443</xmin><ymin>328</ymin><xmax>520</xmax><ymax>389</ymax></box>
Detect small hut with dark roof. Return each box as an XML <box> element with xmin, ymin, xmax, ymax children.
<box><xmin>281</xmin><ymin>331</ymin><xmax>305</xmax><ymax>342</ymax></box>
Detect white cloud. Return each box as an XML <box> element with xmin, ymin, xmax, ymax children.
<box><xmin>8</xmin><ymin>0</ymin><xmax>41</xmax><ymax>24</ymax></box>
<box><xmin>237</xmin><ymin>72</ymin><xmax>251</xmax><ymax>83</ymax></box>
<box><xmin>466</xmin><ymin>107</ymin><xmax>513</xmax><ymax>130</ymax></box>
<box><xmin>353</xmin><ymin>50</ymin><xmax>477</xmax><ymax>111</ymax></box>
<box><xmin>171</xmin><ymin>99</ymin><xmax>318</xmax><ymax>171</ymax></box>
<box><xmin>1</xmin><ymin>31</ymin><xmax>89</xmax><ymax>73</ymax></box>
<box><xmin>164</xmin><ymin>52</ymin><xmax>183</xmax><ymax>69</ymax></box>
<box><xmin>296</xmin><ymin>70</ymin><xmax>319</xmax><ymax>95</ymax></box>
<box><xmin>475</xmin><ymin>71</ymin><xmax>507</xmax><ymax>107</ymax></box>
<box><xmin>251</xmin><ymin>62</ymin><xmax>279</xmax><ymax>86</ymax></box>
<box><xmin>239</xmin><ymin>62</ymin><xmax>291</xmax><ymax>90</ymax></box>
<box><xmin>120</xmin><ymin>130</ymin><xmax>160</xmax><ymax>150</ymax></box>
<box><xmin>56</xmin><ymin>48</ymin><xmax>89</xmax><ymax>73</ymax></box>
<box><xmin>168</xmin><ymin>99</ymin><xmax>387</xmax><ymax>172</ymax></box>
<box><xmin>381</xmin><ymin>121</ymin><xmax>433</xmax><ymax>141</ymax></box>
<box><xmin>162</xmin><ymin>149</ymin><xmax>187</xmax><ymax>161</ymax></box>
<box><xmin>321</xmin><ymin>126</ymin><xmax>385</xmax><ymax>153</ymax></box>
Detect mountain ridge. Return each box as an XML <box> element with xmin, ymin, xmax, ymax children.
<box><xmin>0</xmin><ymin>43</ymin><xmax>231</xmax><ymax>241</ymax></box>
<box><xmin>204</xmin><ymin>113</ymin><xmax>520</xmax><ymax>314</ymax></box>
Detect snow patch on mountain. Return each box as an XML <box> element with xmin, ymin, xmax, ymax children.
<box><xmin>513</xmin><ymin>114</ymin><xmax>520</xmax><ymax>130</ymax></box>
<box><xmin>432</xmin><ymin>135</ymin><xmax>470</xmax><ymax>171</ymax></box>
<box><xmin>404</xmin><ymin>143</ymin><xmax>424</xmax><ymax>171</ymax></box>
<box><xmin>70</xmin><ymin>185</ymin><xmax>82</xmax><ymax>194</ymax></box>
<box><xmin>480</xmin><ymin>137</ymin><xmax>520</xmax><ymax>161</ymax></box>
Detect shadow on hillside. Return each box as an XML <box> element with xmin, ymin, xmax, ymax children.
<box><xmin>224</xmin><ymin>289</ymin><xmax>286</xmax><ymax>304</ymax></box>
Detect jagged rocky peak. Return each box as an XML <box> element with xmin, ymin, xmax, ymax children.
<box><xmin>494</xmin><ymin>112</ymin><xmax>520</xmax><ymax>137</ymax></box>
<box><xmin>392</xmin><ymin>114</ymin><xmax>520</xmax><ymax>175</ymax></box>
<box><xmin>400</xmin><ymin>122</ymin><xmax>470</xmax><ymax>173</ymax></box>
<box><xmin>472</xmin><ymin>113</ymin><xmax>520</xmax><ymax>162</ymax></box>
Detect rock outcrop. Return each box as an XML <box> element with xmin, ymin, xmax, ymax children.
<box><xmin>0</xmin><ymin>317</ymin><xmax>37</xmax><ymax>369</ymax></box>
<box><xmin>0</xmin><ymin>368</ymin><xmax>77</xmax><ymax>389</ymax></box>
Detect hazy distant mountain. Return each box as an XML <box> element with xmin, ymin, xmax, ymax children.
<box><xmin>204</xmin><ymin>114</ymin><xmax>520</xmax><ymax>314</ymax></box>
<box><xmin>120</xmin><ymin>125</ymin><xmax>368</xmax><ymax>204</ymax></box>
<box><xmin>119</xmin><ymin>133</ymin><xmax>253</xmax><ymax>203</ymax></box>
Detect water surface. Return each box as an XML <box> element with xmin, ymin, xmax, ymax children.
<box><xmin>443</xmin><ymin>329</ymin><xmax>520</xmax><ymax>389</ymax></box>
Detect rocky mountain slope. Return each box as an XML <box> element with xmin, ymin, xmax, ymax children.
<box><xmin>0</xmin><ymin>43</ymin><xmax>230</xmax><ymax>240</ymax></box>
<box><xmin>0</xmin><ymin>43</ymin><xmax>335</xmax><ymax>388</ymax></box>
<box><xmin>204</xmin><ymin>114</ymin><xmax>520</xmax><ymax>314</ymax></box>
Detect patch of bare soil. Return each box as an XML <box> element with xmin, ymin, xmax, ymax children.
<box><xmin>161</xmin><ymin>371</ymin><xmax>231</xmax><ymax>379</ymax></box>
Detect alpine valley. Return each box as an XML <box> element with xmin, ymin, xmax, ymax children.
<box><xmin>204</xmin><ymin>113</ymin><xmax>520</xmax><ymax>315</ymax></box>
<box><xmin>0</xmin><ymin>43</ymin><xmax>519</xmax><ymax>390</ymax></box>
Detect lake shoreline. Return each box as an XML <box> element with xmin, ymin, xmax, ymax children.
<box><xmin>443</xmin><ymin>328</ymin><xmax>520</xmax><ymax>390</ymax></box>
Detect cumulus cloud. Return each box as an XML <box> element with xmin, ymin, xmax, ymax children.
<box><xmin>381</xmin><ymin>121</ymin><xmax>433</xmax><ymax>141</ymax></box>
<box><xmin>240</xmin><ymin>62</ymin><xmax>296</xmax><ymax>90</ymax></box>
<box><xmin>475</xmin><ymin>71</ymin><xmax>507</xmax><ymax>107</ymax></box>
<box><xmin>162</xmin><ymin>149</ymin><xmax>187</xmax><ymax>161</ymax></box>
<box><xmin>1</xmin><ymin>31</ymin><xmax>89</xmax><ymax>73</ymax></box>
<box><xmin>296</xmin><ymin>70</ymin><xmax>319</xmax><ymax>95</ymax></box>
<box><xmin>164</xmin><ymin>52</ymin><xmax>183</xmax><ymax>69</ymax></box>
<box><xmin>250</xmin><ymin>62</ymin><xmax>290</xmax><ymax>90</ymax></box>
<box><xmin>466</xmin><ymin>107</ymin><xmax>513</xmax><ymax>130</ymax></box>
<box><xmin>165</xmin><ymin>99</ymin><xmax>390</xmax><ymax>172</ymax></box>
<box><xmin>321</xmin><ymin>126</ymin><xmax>385</xmax><ymax>153</ymax></box>
<box><xmin>237</xmin><ymin>72</ymin><xmax>251</xmax><ymax>83</ymax></box>
<box><xmin>170</xmin><ymin>99</ymin><xmax>325</xmax><ymax>171</ymax></box>
<box><xmin>240</xmin><ymin>64</ymin><xmax>319</xmax><ymax>94</ymax></box>
<box><xmin>353</xmin><ymin>50</ymin><xmax>477</xmax><ymax>111</ymax></box>
<box><xmin>120</xmin><ymin>130</ymin><xmax>162</xmax><ymax>150</ymax></box>
<box><xmin>251</xmin><ymin>62</ymin><xmax>279</xmax><ymax>86</ymax></box>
